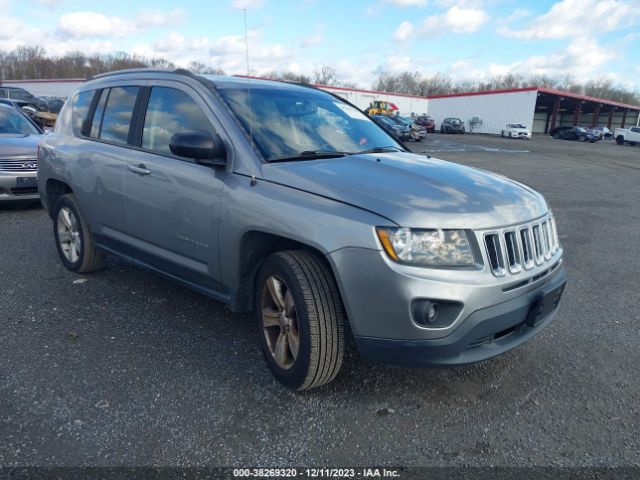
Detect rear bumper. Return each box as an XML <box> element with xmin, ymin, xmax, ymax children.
<box><xmin>355</xmin><ymin>268</ymin><xmax>566</xmax><ymax>367</ymax></box>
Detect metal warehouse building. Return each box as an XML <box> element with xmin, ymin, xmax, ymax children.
<box><xmin>427</xmin><ymin>87</ymin><xmax>640</xmax><ymax>135</ymax></box>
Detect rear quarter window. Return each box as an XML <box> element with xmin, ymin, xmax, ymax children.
<box><xmin>72</xmin><ymin>90</ymin><xmax>95</xmax><ymax>136</ymax></box>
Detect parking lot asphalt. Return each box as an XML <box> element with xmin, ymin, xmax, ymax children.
<box><xmin>1</xmin><ymin>134</ymin><xmax>639</xmax><ymax>468</ymax></box>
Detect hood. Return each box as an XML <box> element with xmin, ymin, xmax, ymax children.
<box><xmin>0</xmin><ymin>134</ymin><xmax>42</xmax><ymax>157</ymax></box>
<box><xmin>262</xmin><ymin>152</ymin><xmax>548</xmax><ymax>229</ymax></box>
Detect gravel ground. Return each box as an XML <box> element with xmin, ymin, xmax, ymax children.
<box><xmin>0</xmin><ymin>134</ymin><xmax>638</xmax><ymax>468</ymax></box>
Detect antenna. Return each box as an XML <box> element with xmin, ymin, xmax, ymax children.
<box><xmin>243</xmin><ymin>9</ymin><xmax>250</xmax><ymax>76</ymax></box>
<box><xmin>243</xmin><ymin>8</ymin><xmax>255</xmax><ymax>157</ymax></box>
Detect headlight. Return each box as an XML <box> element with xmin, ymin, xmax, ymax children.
<box><xmin>376</xmin><ymin>227</ymin><xmax>475</xmax><ymax>266</ymax></box>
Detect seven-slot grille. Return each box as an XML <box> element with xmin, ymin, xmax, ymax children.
<box><xmin>484</xmin><ymin>216</ymin><xmax>560</xmax><ymax>277</ymax></box>
<box><xmin>0</xmin><ymin>156</ymin><xmax>38</xmax><ymax>172</ymax></box>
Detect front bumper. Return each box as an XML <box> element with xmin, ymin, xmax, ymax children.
<box><xmin>355</xmin><ymin>268</ymin><xmax>565</xmax><ymax>366</ymax></box>
<box><xmin>328</xmin><ymin>245</ymin><xmax>565</xmax><ymax>367</ymax></box>
<box><xmin>0</xmin><ymin>172</ymin><xmax>39</xmax><ymax>203</ymax></box>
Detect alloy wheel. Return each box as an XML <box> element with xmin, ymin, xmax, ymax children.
<box><xmin>261</xmin><ymin>275</ymin><xmax>300</xmax><ymax>370</ymax></box>
<box><xmin>57</xmin><ymin>206</ymin><xmax>81</xmax><ymax>263</ymax></box>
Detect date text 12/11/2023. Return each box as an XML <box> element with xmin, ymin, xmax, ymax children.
<box><xmin>232</xmin><ymin>468</ymin><xmax>401</xmax><ymax>478</ymax></box>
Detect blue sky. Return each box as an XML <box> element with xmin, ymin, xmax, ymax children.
<box><xmin>1</xmin><ymin>0</ymin><xmax>639</xmax><ymax>88</ymax></box>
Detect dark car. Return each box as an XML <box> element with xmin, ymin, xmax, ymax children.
<box><xmin>550</xmin><ymin>126</ymin><xmax>599</xmax><ymax>142</ymax></box>
<box><xmin>370</xmin><ymin>115</ymin><xmax>411</xmax><ymax>141</ymax></box>
<box><xmin>414</xmin><ymin>115</ymin><xmax>435</xmax><ymax>133</ymax></box>
<box><xmin>440</xmin><ymin>117</ymin><xmax>465</xmax><ymax>134</ymax></box>
<box><xmin>0</xmin><ymin>86</ymin><xmax>50</xmax><ymax>112</ymax></box>
<box><xmin>388</xmin><ymin>115</ymin><xmax>426</xmax><ymax>141</ymax></box>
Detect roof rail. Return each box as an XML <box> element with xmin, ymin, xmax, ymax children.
<box><xmin>88</xmin><ymin>68</ymin><xmax>197</xmax><ymax>81</ymax></box>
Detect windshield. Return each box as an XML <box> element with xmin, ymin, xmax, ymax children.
<box><xmin>0</xmin><ymin>108</ymin><xmax>40</xmax><ymax>135</ymax></box>
<box><xmin>216</xmin><ymin>85</ymin><xmax>402</xmax><ymax>161</ymax></box>
<box><xmin>575</xmin><ymin>127</ymin><xmax>587</xmax><ymax>132</ymax></box>
<box><xmin>447</xmin><ymin>118</ymin><xmax>462</xmax><ymax>124</ymax></box>
<box><xmin>512</xmin><ymin>124</ymin><xmax>526</xmax><ymax>129</ymax></box>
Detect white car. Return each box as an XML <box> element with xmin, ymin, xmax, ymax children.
<box><xmin>613</xmin><ymin>126</ymin><xmax>640</xmax><ymax>145</ymax></box>
<box><xmin>501</xmin><ymin>123</ymin><xmax>531</xmax><ymax>139</ymax></box>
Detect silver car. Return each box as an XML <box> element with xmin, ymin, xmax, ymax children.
<box><xmin>0</xmin><ymin>104</ymin><xmax>43</xmax><ymax>204</ymax></box>
<box><xmin>38</xmin><ymin>70</ymin><xmax>566</xmax><ymax>390</ymax></box>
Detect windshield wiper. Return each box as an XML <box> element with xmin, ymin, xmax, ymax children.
<box><xmin>267</xmin><ymin>150</ymin><xmax>351</xmax><ymax>163</ymax></box>
<box><xmin>355</xmin><ymin>146</ymin><xmax>404</xmax><ymax>154</ymax></box>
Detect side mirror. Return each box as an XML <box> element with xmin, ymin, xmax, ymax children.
<box><xmin>169</xmin><ymin>130</ymin><xmax>226</xmax><ymax>166</ymax></box>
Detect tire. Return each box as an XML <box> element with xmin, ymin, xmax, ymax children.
<box><xmin>553</xmin><ymin>133</ymin><xmax>560</xmax><ymax>139</ymax></box>
<box><xmin>578</xmin><ymin>135</ymin><xmax>586</xmax><ymax>142</ymax></box>
<box><xmin>53</xmin><ymin>194</ymin><xmax>103</xmax><ymax>273</ymax></box>
<box><xmin>255</xmin><ymin>250</ymin><xmax>345</xmax><ymax>391</ymax></box>
<box><xmin>508</xmin><ymin>131</ymin><xmax>512</xmax><ymax>138</ymax></box>
<box><xmin>616</xmin><ymin>135</ymin><xmax>624</xmax><ymax>145</ymax></box>
<box><xmin>501</xmin><ymin>131</ymin><xmax>505</xmax><ymax>137</ymax></box>
<box><xmin>631</xmin><ymin>142</ymin><xmax>637</xmax><ymax>146</ymax></box>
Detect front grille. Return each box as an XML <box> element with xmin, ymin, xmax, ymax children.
<box><xmin>0</xmin><ymin>156</ymin><xmax>38</xmax><ymax>172</ymax></box>
<box><xmin>483</xmin><ymin>215</ymin><xmax>560</xmax><ymax>277</ymax></box>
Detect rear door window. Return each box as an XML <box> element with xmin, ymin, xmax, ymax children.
<box><xmin>141</xmin><ymin>87</ymin><xmax>213</xmax><ymax>156</ymax></box>
<box><xmin>99</xmin><ymin>86</ymin><xmax>139</xmax><ymax>145</ymax></box>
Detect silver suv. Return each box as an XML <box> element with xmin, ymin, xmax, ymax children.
<box><xmin>38</xmin><ymin>70</ymin><xmax>566</xmax><ymax>390</ymax></box>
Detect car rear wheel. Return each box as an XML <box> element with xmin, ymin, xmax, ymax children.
<box><xmin>578</xmin><ymin>135</ymin><xmax>586</xmax><ymax>142</ymax></box>
<box><xmin>53</xmin><ymin>194</ymin><xmax>103</xmax><ymax>273</ymax></box>
<box><xmin>255</xmin><ymin>250</ymin><xmax>345</xmax><ymax>390</ymax></box>
<box><xmin>616</xmin><ymin>135</ymin><xmax>625</xmax><ymax>145</ymax></box>
<box><xmin>553</xmin><ymin>133</ymin><xmax>560</xmax><ymax>139</ymax></box>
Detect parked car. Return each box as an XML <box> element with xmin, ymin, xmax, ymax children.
<box><xmin>388</xmin><ymin>115</ymin><xmax>426</xmax><ymax>141</ymax></box>
<box><xmin>440</xmin><ymin>117</ymin><xmax>465</xmax><ymax>134</ymax></box>
<box><xmin>414</xmin><ymin>115</ymin><xmax>435</xmax><ymax>133</ymax></box>
<box><xmin>587</xmin><ymin>126</ymin><xmax>612</xmax><ymax>140</ymax></box>
<box><xmin>550</xmin><ymin>126</ymin><xmax>599</xmax><ymax>142</ymax></box>
<box><xmin>0</xmin><ymin>87</ymin><xmax>58</xmax><ymax>130</ymax></box>
<box><xmin>501</xmin><ymin>123</ymin><xmax>531</xmax><ymax>139</ymax></box>
<box><xmin>613</xmin><ymin>127</ymin><xmax>640</xmax><ymax>145</ymax></box>
<box><xmin>38</xmin><ymin>70</ymin><xmax>566</xmax><ymax>390</ymax></box>
<box><xmin>0</xmin><ymin>104</ymin><xmax>44</xmax><ymax>205</ymax></box>
<box><xmin>370</xmin><ymin>114</ymin><xmax>411</xmax><ymax>141</ymax></box>
<box><xmin>0</xmin><ymin>86</ymin><xmax>49</xmax><ymax>112</ymax></box>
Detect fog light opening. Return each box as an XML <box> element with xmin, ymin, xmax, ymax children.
<box><xmin>427</xmin><ymin>302</ymin><xmax>439</xmax><ymax>322</ymax></box>
<box><xmin>415</xmin><ymin>300</ymin><xmax>439</xmax><ymax>325</ymax></box>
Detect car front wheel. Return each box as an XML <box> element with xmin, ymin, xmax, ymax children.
<box><xmin>53</xmin><ymin>194</ymin><xmax>103</xmax><ymax>273</ymax></box>
<box><xmin>255</xmin><ymin>250</ymin><xmax>345</xmax><ymax>390</ymax></box>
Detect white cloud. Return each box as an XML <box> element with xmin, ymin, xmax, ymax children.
<box><xmin>487</xmin><ymin>37</ymin><xmax>616</xmax><ymax>80</ymax></box>
<box><xmin>56</xmin><ymin>9</ymin><xmax>184</xmax><ymax>39</ymax></box>
<box><xmin>421</xmin><ymin>6</ymin><xmax>489</xmax><ymax>35</ymax></box>
<box><xmin>58</xmin><ymin>12</ymin><xmax>137</xmax><ymax>38</ymax></box>
<box><xmin>136</xmin><ymin>8</ymin><xmax>185</xmax><ymax>28</ymax></box>
<box><xmin>231</xmin><ymin>0</ymin><xmax>264</xmax><ymax>9</ymax></box>
<box><xmin>393</xmin><ymin>21</ymin><xmax>414</xmax><ymax>41</ymax></box>
<box><xmin>384</xmin><ymin>0</ymin><xmax>428</xmax><ymax>7</ymax></box>
<box><xmin>499</xmin><ymin>0</ymin><xmax>640</xmax><ymax>39</ymax></box>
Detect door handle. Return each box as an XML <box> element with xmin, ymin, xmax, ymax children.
<box><xmin>128</xmin><ymin>164</ymin><xmax>151</xmax><ymax>176</ymax></box>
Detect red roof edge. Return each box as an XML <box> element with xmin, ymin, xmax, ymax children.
<box><xmin>427</xmin><ymin>86</ymin><xmax>640</xmax><ymax>110</ymax></box>
<box><xmin>426</xmin><ymin>87</ymin><xmax>539</xmax><ymax>99</ymax></box>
